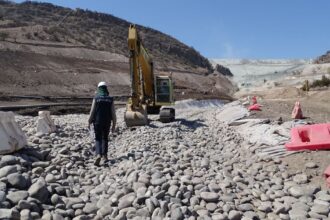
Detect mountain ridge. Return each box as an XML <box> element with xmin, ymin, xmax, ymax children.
<box><xmin>0</xmin><ymin>0</ymin><xmax>213</xmax><ymax>72</ymax></box>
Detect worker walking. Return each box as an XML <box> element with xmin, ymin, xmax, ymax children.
<box><xmin>88</xmin><ymin>82</ymin><xmax>116</xmax><ymax>166</ymax></box>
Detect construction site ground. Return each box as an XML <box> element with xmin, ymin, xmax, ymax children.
<box><xmin>236</xmin><ymin>86</ymin><xmax>330</xmax><ymax>123</ymax></box>
<box><xmin>2</xmin><ymin>85</ymin><xmax>330</xmax><ymax>186</ymax></box>
<box><xmin>1</xmin><ymin>85</ymin><xmax>330</xmax><ymax>219</ymax></box>
<box><xmin>235</xmin><ymin>86</ymin><xmax>330</xmax><ymax>189</ymax></box>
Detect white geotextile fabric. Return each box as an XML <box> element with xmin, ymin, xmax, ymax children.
<box><xmin>215</xmin><ymin>101</ymin><xmax>249</xmax><ymax>124</ymax></box>
<box><xmin>175</xmin><ymin>99</ymin><xmax>224</xmax><ymax>110</ymax></box>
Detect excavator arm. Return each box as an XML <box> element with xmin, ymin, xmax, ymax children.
<box><xmin>127</xmin><ymin>24</ymin><xmax>154</xmax><ymax>107</ymax></box>
<box><xmin>125</xmin><ymin>25</ymin><xmax>154</xmax><ymax>126</ymax></box>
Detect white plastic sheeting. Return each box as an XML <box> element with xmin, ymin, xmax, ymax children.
<box><xmin>215</xmin><ymin>101</ymin><xmax>249</xmax><ymax>124</ymax></box>
<box><xmin>0</xmin><ymin>111</ymin><xmax>27</xmax><ymax>154</ymax></box>
<box><xmin>175</xmin><ymin>99</ymin><xmax>224</xmax><ymax>110</ymax></box>
<box><xmin>37</xmin><ymin>111</ymin><xmax>56</xmax><ymax>135</ymax></box>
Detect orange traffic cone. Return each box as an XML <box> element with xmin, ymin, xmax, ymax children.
<box><xmin>291</xmin><ymin>101</ymin><xmax>303</xmax><ymax>119</ymax></box>
<box><xmin>252</xmin><ymin>96</ymin><xmax>257</xmax><ymax>104</ymax></box>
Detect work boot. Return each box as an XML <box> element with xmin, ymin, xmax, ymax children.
<box><xmin>100</xmin><ymin>155</ymin><xmax>108</xmax><ymax>165</ymax></box>
<box><xmin>94</xmin><ymin>155</ymin><xmax>101</xmax><ymax>166</ymax></box>
<box><xmin>103</xmin><ymin>155</ymin><xmax>108</xmax><ymax>161</ymax></box>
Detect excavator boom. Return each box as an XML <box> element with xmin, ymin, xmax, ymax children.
<box><xmin>124</xmin><ymin>25</ymin><xmax>147</xmax><ymax>126</ymax></box>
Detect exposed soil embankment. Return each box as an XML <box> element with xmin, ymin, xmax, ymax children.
<box><xmin>0</xmin><ymin>48</ymin><xmax>235</xmax><ymax>102</ymax></box>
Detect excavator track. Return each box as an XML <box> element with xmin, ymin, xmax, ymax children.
<box><xmin>159</xmin><ymin>108</ymin><xmax>175</xmax><ymax>123</ymax></box>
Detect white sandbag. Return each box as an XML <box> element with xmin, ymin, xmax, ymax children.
<box><xmin>37</xmin><ymin>111</ymin><xmax>56</xmax><ymax>134</ymax></box>
<box><xmin>0</xmin><ymin>111</ymin><xmax>27</xmax><ymax>154</ymax></box>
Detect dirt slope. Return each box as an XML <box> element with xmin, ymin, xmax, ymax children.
<box><xmin>0</xmin><ymin>1</ymin><xmax>235</xmax><ymax>99</ymax></box>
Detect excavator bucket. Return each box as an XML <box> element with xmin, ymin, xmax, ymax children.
<box><xmin>124</xmin><ymin>104</ymin><xmax>148</xmax><ymax>127</ymax></box>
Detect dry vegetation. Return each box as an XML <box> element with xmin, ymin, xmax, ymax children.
<box><xmin>310</xmin><ymin>75</ymin><xmax>330</xmax><ymax>88</ymax></box>
<box><xmin>214</xmin><ymin>64</ymin><xmax>233</xmax><ymax>77</ymax></box>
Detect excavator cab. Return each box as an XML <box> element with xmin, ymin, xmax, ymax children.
<box><xmin>125</xmin><ymin>76</ymin><xmax>175</xmax><ymax>126</ymax></box>
<box><xmin>155</xmin><ymin>76</ymin><xmax>175</xmax><ymax>123</ymax></box>
<box><xmin>155</xmin><ymin>76</ymin><xmax>173</xmax><ymax>104</ymax></box>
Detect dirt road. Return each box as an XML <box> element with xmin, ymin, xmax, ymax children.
<box><xmin>236</xmin><ymin>87</ymin><xmax>330</xmax><ymax>123</ymax></box>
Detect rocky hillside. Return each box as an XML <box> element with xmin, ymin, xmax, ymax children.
<box><xmin>315</xmin><ymin>51</ymin><xmax>330</xmax><ymax>64</ymax></box>
<box><xmin>1</xmin><ymin>101</ymin><xmax>330</xmax><ymax>219</ymax></box>
<box><xmin>0</xmin><ymin>1</ymin><xmax>237</xmax><ymax>100</ymax></box>
<box><xmin>0</xmin><ymin>0</ymin><xmax>212</xmax><ymax>72</ymax></box>
<box><xmin>214</xmin><ymin>64</ymin><xmax>233</xmax><ymax>77</ymax></box>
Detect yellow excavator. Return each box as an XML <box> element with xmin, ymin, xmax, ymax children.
<box><xmin>124</xmin><ymin>24</ymin><xmax>175</xmax><ymax>127</ymax></box>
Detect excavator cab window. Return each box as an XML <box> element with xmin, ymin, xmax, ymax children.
<box><xmin>156</xmin><ymin>78</ymin><xmax>170</xmax><ymax>103</ymax></box>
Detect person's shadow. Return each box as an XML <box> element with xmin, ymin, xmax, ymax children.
<box><xmin>176</xmin><ymin>118</ymin><xmax>206</xmax><ymax>129</ymax></box>
<box><xmin>147</xmin><ymin>118</ymin><xmax>206</xmax><ymax>129</ymax></box>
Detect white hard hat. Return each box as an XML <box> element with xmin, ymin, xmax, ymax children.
<box><xmin>98</xmin><ymin>81</ymin><xmax>107</xmax><ymax>87</ymax></box>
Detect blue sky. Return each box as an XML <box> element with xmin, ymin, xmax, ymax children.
<box><xmin>14</xmin><ymin>0</ymin><xmax>330</xmax><ymax>59</ymax></box>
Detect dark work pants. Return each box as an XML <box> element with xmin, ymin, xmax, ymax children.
<box><xmin>93</xmin><ymin>123</ymin><xmax>111</xmax><ymax>156</ymax></box>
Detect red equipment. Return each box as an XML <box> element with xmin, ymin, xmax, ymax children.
<box><xmin>285</xmin><ymin>123</ymin><xmax>330</xmax><ymax>151</ymax></box>
<box><xmin>248</xmin><ymin>104</ymin><xmax>261</xmax><ymax>111</ymax></box>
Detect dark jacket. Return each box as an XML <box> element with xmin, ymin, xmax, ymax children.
<box><xmin>88</xmin><ymin>95</ymin><xmax>116</xmax><ymax>125</ymax></box>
